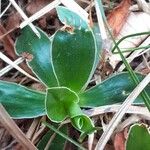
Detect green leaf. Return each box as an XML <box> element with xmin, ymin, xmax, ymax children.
<box><xmin>37</xmin><ymin>125</ymin><xmax>67</xmax><ymax>150</ymax></box>
<box><xmin>45</xmin><ymin>87</ymin><xmax>96</xmax><ymax>134</ymax></box>
<box><xmin>71</xmin><ymin>115</ymin><xmax>95</xmax><ymax>134</ymax></box>
<box><xmin>79</xmin><ymin>72</ymin><xmax>149</xmax><ymax>107</ymax></box>
<box><xmin>52</xmin><ymin>29</ymin><xmax>96</xmax><ymax>92</ymax></box>
<box><xmin>126</xmin><ymin>124</ymin><xmax>150</xmax><ymax>150</ymax></box>
<box><xmin>46</xmin><ymin>87</ymin><xmax>80</xmax><ymax>122</ymax></box>
<box><xmin>0</xmin><ymin>80</ymin><xmax>45</xmax><ymax>118</ymax></box>
<box><xmin>56</xmin><ymin>6</ymin><xmax>89</xmax><ymax>30</ymax></box>
<box><xmin>15</xmin><ymin>26</ymin><xmax>58</xmax><ymax>87</ymax></box>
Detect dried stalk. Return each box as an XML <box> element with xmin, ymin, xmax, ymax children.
<box><xmin>0</xmin><ymin>104</ymin><xmax>37</xmax><ymax>150</ymax></box>
<box><xmin>95</xmin><ymin>73</ymin><xmax>150</xmax><ymax>150</ymax></box>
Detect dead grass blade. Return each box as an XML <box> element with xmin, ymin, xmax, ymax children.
<box><xmin>95</xmin><ymin>73</ymin><xmax>150</xmax><ymax>150</ymax></box>
<box><xmin>0</xmin><ymin>103</ymin><xmax>37</xmax><ymax>150</ymax></box>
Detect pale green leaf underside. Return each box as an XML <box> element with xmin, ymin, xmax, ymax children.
<box><xmin>56</xmin><ymin>6</ymin><xmax>89</xmax><ymax>30</ymax></box>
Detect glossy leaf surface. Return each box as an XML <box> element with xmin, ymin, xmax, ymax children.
<box><xmin>46</xmin><ymin>87</ymin><xmax>79</xmax><ymax>122</ymax></box>
<box><xmin>52</xmin><ymin>29</ymin><xmax>96</xmax><ymax>92</ymax></box>
<box><xmin>15</xmin><ymin>26</ymin><xmax>58</xmax><ymax>87</ymax></box>
<box><xmin>79</xmin><ymin>72</ymin><xmax>149</xmax><ymax>107</ymax></box>
<box><xmin>126</xmin><ymin>124</ymin><xmax>150</xmax><ymax>150</ymax></box>
<box><xmin>45</xmin><ymin>87</ymin><xmax>95</xmax><ymax>134</ymax></box>
<box><xmin>0</xmin><ymin>81</ymin><xmax>45</xmax><ymax>118</ymax></box>
<box><xmin>56</xmin><ymin>6</ymin><xmax>89</xmax><ymax>30</ymax></box>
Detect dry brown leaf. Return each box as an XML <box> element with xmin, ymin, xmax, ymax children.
<box><xmin>0</xmin><ymin>24</ymin><xmax>17</xmax><ymax>59</ymax></box>
<box><xmin>107</xmin><ymin>0</ymin><xmax>131</xmax><ymax>37</ymax></box>
<box><xmin>6</xmin><ymin>12</ymin><xmax>21</xmax><ymax>31</ymax></box>
<box><xmin>0</xmin><ymin>24</ymin><xmax>33</xmax><ymax>75</ymax></box>
<box><xmin>114</xmin><ymin>131</ymin><xmax>126</xmax><ymax>150</ymax></box>
<box><xmin>26</xmin><ymin>0</ymin><xmax>53</xmax><ymax>15</ymax></box>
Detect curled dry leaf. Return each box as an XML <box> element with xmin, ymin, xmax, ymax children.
<box><xmin>107</xmin><ymin>0</ymin><xmax>131</xmax><ymax>37</ymax></box>
<box><xmin>114</xmin><ymin>131</ymin><xmax>126</xmax><ymax>150</ymax></box>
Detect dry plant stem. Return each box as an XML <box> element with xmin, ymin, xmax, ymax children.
<box><xmin>9</xmin><ymin>0</ymin><xmax>40</xmax><ymax>38</ymax></box>
<box><xmin>20</xmin><ymin>0</ymin><xmax>61</xmax><ymax>29</ymax></box>
<box><xmin>26</xmin><ymin>118</ymin><xmax>40</xmax><ymax>140</ymax></box>
<box><xmin>60</xmin><ymin>0</ymin><xmax>88</xmax><ymax>21</ymax></box>
<box><xmin>62</xmin><ymin>105</ymin><xmax>150</xmax><ymax>125</ymax></box>
<box><xmin>115</xmin><ymin>115</ymin><xmax>141</xmax><ymax>132</ymax></box>
<box><xmin>0</xmin><ymin>26</ymin><xmax>18</xmax><ymax>40</ymax></box>
<box><xmin>0</xmin><ymin>57</ymin><xmax>24</xmax><ymax>77</ymax></box>
<box><xmin>84</xmin><ymin>105</ymin><xmax>150</xmax><ymax>119</ymax></box>
<box><xmin>95</xmin><ymin>73</ymin><xmax>150</xmax><ymax>150</ymax></box>
<box><xmin>88</xmin><ymin>133</ymin><xmax>94</xmax><ymax>150</ymax></box>
<box><xmin>44</xmin><ymin>124</ymin><xmax>63</xmax><ymax>150</ymax></box>
<box><xmin>94</xmin><ymin>0</ymin><xmax>107</xmax><ymax>40</ymax></box>
<box><xmin>136</xmin><ymin>0</ymin><xmax>150</xmax><ymax>14</ymax></box>
<box><xmin>0</xmin><ymin>104</ymin><xmax>37</xmax><ymax>150</ymax></box>
<box><xmin>0</xmin><ymin>2</ymin><xmax>11</xmax><ymax>18</ymax></box>
<box><xmin>0</xmin><ymin>52</ymin><xmax>39</xmax><ymax>82</ymax></box>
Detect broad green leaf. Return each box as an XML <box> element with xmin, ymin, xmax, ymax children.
<box><xmin>46</xmin><ymin>87</ymin><xmax>80</xmax><ymax>122</ymax></box>
<box><xmin>37</xmin><ymin>125</ymin><xmax>67</xmax><ymax>150</ymax></box>
<box><xmin>45</xmin><ymin>87</ymin><xmax>96</xmax><ymax>134</ymax></box>
<box><xmin>0</xmin><ymin>80</ymin><xmax>45</xmax><ymax>118</ymax></box>
<box><xmin>15</xmin><ymin>26</ymin><xmax>58</xmax><ymax>87</ymax></box>
<box><xmin>126</xmin><ymin>124</ymin><xmax>150</xmax><ymax>150</ymax></box>
<box><xmin>56</xmin><ymin>6</ymin><xmax>89</xmax><ymax>30</ymax></box>
<box><xmin>52</xmin><ymin>29</ymin><xmax>96</xmax><ymax>92</ymax></box>
<box><xmin>79</xmin><ymin>72</ymin><xmax>149</xmax><ymax>107</ymax></box>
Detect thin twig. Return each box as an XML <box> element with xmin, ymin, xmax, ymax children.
<box><xmin>94</xmin><ymin>0</ymin><xmax>107</xmax><ymax>40</ymax></box>
<box><xmin>20</xmin><ymin>0</ymin><xmax>61</xmax><ymax>29</ymax></box>
<box><xmin>9</xmin><ymin>0</ymin><xmax>40</xmax><ymax>38</ymax></box>
<box><xmin>0</xmin><ymin>57</ymin><xmax>24</xmax><ymax>77</ymax></box>
<box><xmin>0</xmin><ymin>103</ymin><xmax>37</xmax><ymax>150</ymax></box>
<box><xmin>95</xmin><ymin>73</ymin><xmax>150</xmax><ymax>150</ymax></box>
<box><xmin>61</xmin><ymin>0</ymin><xmax>88</xmax><ymax>22</ymax></box>
<box><xmin>0</xmin><ymin>52</ymin><xmax>39</xmax><ymax>82</ymax></box>
<box><xmin>0</xmin><ymin>2</ymin><xmax>11</xmax><ymax>18</ymax></box>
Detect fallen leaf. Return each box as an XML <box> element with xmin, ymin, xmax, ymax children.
<box><xmin>107</xmin><ymin>0</ymin><xmax>131</xmax><ymax>37</ymax></box>
<box><xmin>26</xmin><ymin>0</ymin><xmax>53</xmax><ymax>16</ymax></box>
<box><xmin>114</xmin><ymin>131</ymin><xmax>126</xmax><ymax>150</ymax></box>
<box><xmin>0</xmin><ymin>24</ymin><xmax>33</xmax><ymax>75</ymax></box>
<box><xmin>6</xmin><ymin>12</ymin><xmax>21</xmax><ymax>31</ymax></box>
<box><xmin>0</xmin><ymin>24</ymin><xmax>17</xmax><ymax>59</ymax></box>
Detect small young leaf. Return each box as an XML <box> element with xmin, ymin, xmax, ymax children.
<box><xmin>56</xmin><ymin>6</ymin><xmax>89</xmax><ymax>30</ymax></box>
<box><xmin>79</xmin><ymin>72</ymin><xmax>149</xmax><ymax>107</ymax></box>
<box><xmin>52</xmin><ymin>29</ymin><xmax>96</xmax><ymax>92</ymax></box>
<box><xmin>0</xmin><ymin>80</ymin><xmax>45</xmax><ymax>118</ymax></box>
<box><xmin>45</xmin><ymin>87</ymin><xmax>96</xmax><ymax>134</ymax></box>
<box><xmin>15</xmin><ymin>26</ymin><xmax>58</xmax><ymax>87</ymax></box>
<box><xmin>46</xmin><ymin>87</ymin><xmax>80</xmax><ymax>122</ymax></box>
<box><xmin>126</xmin><ymin>124</ymin><xmax>150</xmax><ymax>150</ymax></box>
